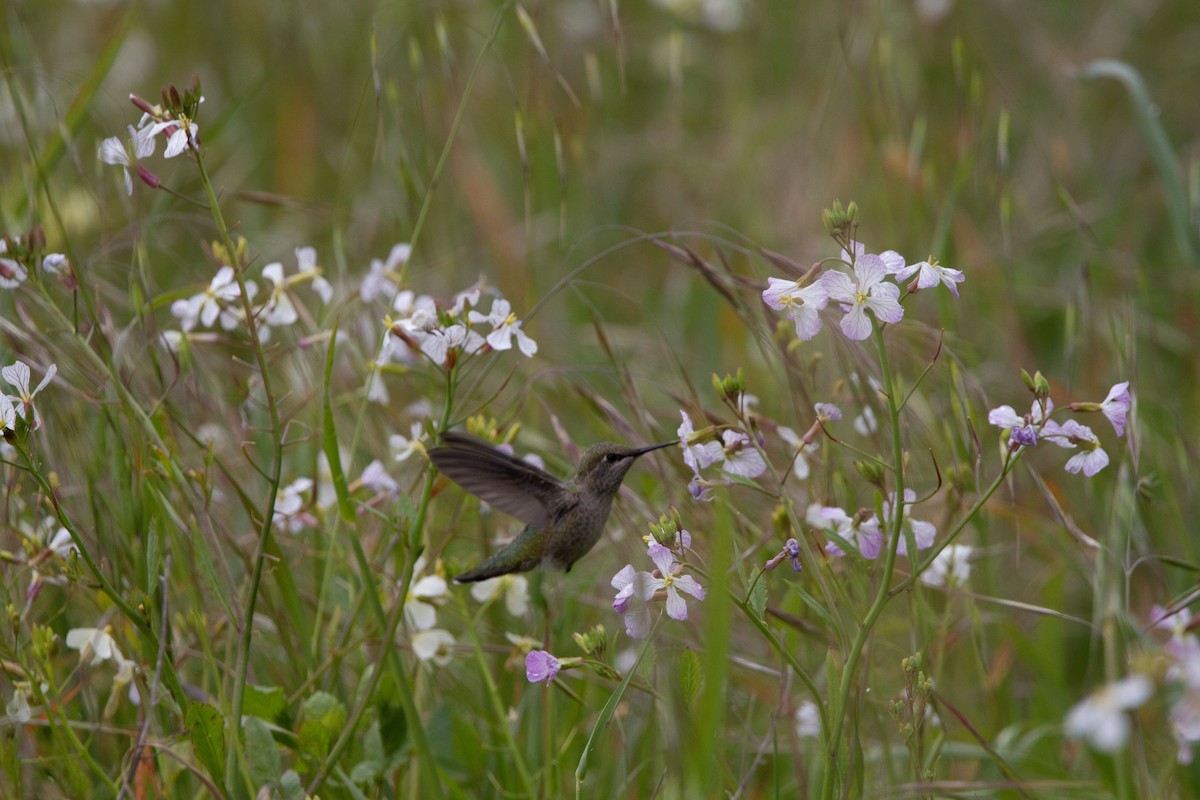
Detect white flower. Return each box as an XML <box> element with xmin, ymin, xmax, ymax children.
<box><xmin>1041</xmin><ymin>419</ymin><xmax>1109</xmax><ymax>476</ymax></box>
<box><xmin>821</xmin><ymin>254</ymin><xmax>905</xmax><ymax>340</ymax></box>
<box><xmin>3</xmin><ymin>360</ymin><xmax>56</xmax><ymax>430</ymax></box>
<box><xmin>412</xmin><ymin>628</ymin><xmax>455</xmax><ymax>666</ymax></box>
<box><xmin>66</xmin><ymin>626</ymin><xmax>138</xmax><ymax>688</ymax></box>
<box><xmin>160</xmin><ymin>121</ymin><xmax>199</xmax><ymax>158</ymax></box>
<box><xmin>405</xmin><ymin>561</ymin><xmax>448</xmax><ymax>632</ymax></box>
<box><xmin>1064</xmin><ymin>675</ymin><xmax>1153</xmax><ymax>753</ymax></box>
<box><xmin>762</xmin><ymin>277</ymin><xmax>828</xmax><ymax>340</ymax></box>
<box><xmin>644</xmin><ymin>543</ymin><xmax>706</xmax><ymax>621</ymax></box>
<box><xmin>677</xmin><ymin>410</ymin><xmax>724</xmax><ymax>477</ymax></box>
<box><xmin>720</xmin><ymin>430</ymin><xmax>766</xmax><ymax>479</ymax></box>
<box><xmin>470</xmin><ymin>574</ymin><xmax>529</xmax><ymax>616</ymax></box>
<box><xmin>360</xmin><ymin>244</ymin><xmax>410</xmax><ymax>302</ymax></box>
<box><xmin>98</xmin><ymin>124</ymin><xmax>156</xmax><ymax>195</ymax></box>
<box><xmin>419</xmin><ymin>323</ymin><xmax>485</xmax><ymax>366</ymax></box>
<box><xmin>388</xmin><ymin>424</ymin><xmax>427</xmax><ymax>462</ymax></box>
<box><xmin>260</xmin><ymin>262</ymin><xmax>299</xmax><ymax>327</ymax></box>
<box><xmin>42</xmin><ymin>253</ymin><xmax>69</xmax><ymax>275</ymax></box>
<box><xmin>0</xmin><ymin>241</ymin><xmax>27</xmax><ymax>289</ymax></box>
<box><xmin>272</xmin><ymin>477</ymin><xmax>313</xmax><ymax>533</ymax></box>
<box><xmin>853</xmin><ymin>406</ymin><xmax>877</xmax><ymax>436</ymax></box>
<box><xmin>469</xmin><ymin>298</ymin><xmax>538</xmax><ymax>356</ymax></box>
<box><xmin>358</xmin><ymin>460</ymin><xmax>398</xmax><ymax>496</ymax></box>
<box><xmin>919</xmin><ymin>545</ymin><xmax>973</xmax><ymax>588</ymax></box>
<box><xmin>895</xmin><ymin>257</ymin><xmax>965</xmax><ymax>297</ymax></box>
<box><xmin>0</xmin><ymin>394</ymin><xmax>16</xmax><ymax>432</ymax></box>
<box><xmin>171</xmin><ymin>266</ymin><xmax>250</xmax><ymax>331</ymax></box>
<box><xmin>611</xmin><ymin>564</ymin><xmax>656</xmax><ymax>639</ymax></box>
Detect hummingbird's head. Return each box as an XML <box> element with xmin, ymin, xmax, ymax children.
<box><xmin>576</xmin><ymin>440</ymin><xmax>677</xmax><ymax>495</ymax></box>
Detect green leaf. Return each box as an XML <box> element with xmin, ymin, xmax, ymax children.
<box><xmin>321</xmin><ymin>321</ymin><xmax>356</xmax><ymax>524</ymax></box>
<box><xmin>576</xmin><ymin>615</ymin><xmax>661</xmax><ymax>784</ymax></box>
<box><xmin>244</xmin><ymin>716</ymin><xmax>281</xmax><ymax>787</ymax></box>
<box><xmin>244</xmin><ymin>684</ymin><xmax>287</xmax><ymax>723</ymax></box>
<box><xmin>185</xmin><ymin>701</ymin><xmax>226</xmax><ymax>782</ymax></box>
<box><xmin>679</xmin><ymin>648</ymin><xmax>702</xmax><ymax>706</ymax></box>
<box><xmin>279</xmin><ymin>769</ymin><xmax>306</xmax><ymax>800</ymax></box>
<box><xmin>748</xmin><ymin>574</ymin><xmax>768</xmax><ymax>620</ymax></box>
<box><xmin>298</xmin><ymin>691</ymin><xmax>349</xmax><ymax>760</ymax></box>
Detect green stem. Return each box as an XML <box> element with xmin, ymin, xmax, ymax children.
<box><xmin>305</xmin><ymin>370</ymin><xmax>458</xmax><ymax>798</ymax></box>
<box><xmin>467</xmin><ymin>611</ymin><xmax>537</xmax><ymax>797</ymax></box>
<box><xmin>821</xmin><ymin>323</ymin><xmax>905</xmax><ymax>800</ymax></box>
<box><xmin>186</xmin><ymin>152</ymin><xmax>286</xmax><ymax>797</ymax></box>
<box><xmin>18</xmin><ymin>443</ymin><xmax>187</xmax><ymax>709</ymax></box>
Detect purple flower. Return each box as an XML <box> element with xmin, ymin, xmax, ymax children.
<box><xmin>1042</xmin><ymin>419</ymin><xmax>1109</xmax><ymax>476</ymax></box>
<box><xmin>1100</xmin><ymin>381</ymin><xmax>1131</xmax><ymax>437</ymax></box>
<box><xmin>814</xmin><ymin>402</ymin><xmax>842</xmax><ymax>422</ymax></box>
<box><xmin>821</xmin><ymin>254</ymin><xmax>904</xmax><ymax>340</ymax></box>
<box><xmin>886</xmin><ymin>489</ymin><xmax>937</xmax><ymax>557</ymax></box>
<box><xmin>988</xmin><ymin>398</ymin><xmax>1053</xmax><ymax>448</ymax></box>
<box><xmin>763</xmin><ymin>537</ymin><xmax>803</xmax><ymax>572</ymax></box>
<box><xmin>525</xmin><ymin>650</ymin><xmax>562</xmax><ymax>684</ymax></box>
<box><xmin>811</xmin><ymin>505</ymin><xmax>883</xmax><ymax>560</ymax></box>
<box><xmin>762</xmin><ymin>276</ymin><xmax>829</xmax><ymax>340</ymax></box>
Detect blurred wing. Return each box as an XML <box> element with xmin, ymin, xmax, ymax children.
<box><xmin>429</xmin><ymin>431</ymin><xmax>565</xmax><ymax>529</ymax></box>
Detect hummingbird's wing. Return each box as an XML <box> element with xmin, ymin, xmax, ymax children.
<box><xmin>429</xmin><ymin>431</ymin><xmax>568</xmax><ymax>530</ymax></box>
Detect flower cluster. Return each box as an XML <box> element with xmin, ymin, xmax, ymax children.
<box><xmin>988</xmin><ymin>379</ymin><xmax>1131</xmax><ymax>477</ymax></box>
<box><xmin>1152</xmin><ymin>605</ymin><xmax>1200</xmax><ymax>763</ymax></box>
<box><xmin>806</xmin><ymin>491</ymin><xmax>936</xmax><ymax>561</ymax></box>
<box><xmin>98</xmin><ymin>80</ymin><xmax>205</xmax><ymax>196</ymax></box>
<box><xmin>611</xmin><ymin>527</ymin><xmax>705</xmax><ymax>639</ymax></box>
<box><xmin>366</xmin><ymin>264</ymin><xmax>538</xmax><ymax>402</ymax></box>
<box><xmin>762</xmin><ymin>240</ymin><xmax>963</xmax><ymax>343</ymax></box>
<box><xmin>677</xmin><ymin>410</ymin><xmax>766</xmax><ymax>500</ymax></box>
<box><xmin>166</xmin><ymin>247</ymin><xmax>333</xmax><ymax>345</ymax></box>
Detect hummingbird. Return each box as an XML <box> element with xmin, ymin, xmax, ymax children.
<box><xmin>429</xmin><ymin>431</ymin><xmax>676</xmax><ymax>583</ymax></box>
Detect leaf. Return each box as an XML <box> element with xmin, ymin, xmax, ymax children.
<box><xmin>278</xmin><ymin>770</ymin><xmax>306</xmax><ymax>800</ymax></box>
<box><xmin>679</xmin><ymin>649</ymin><xmax>702</xmax><ymax>706</ymax></box>
<box><xmin>185</xmin><ymin>701</ymin><xmax>226</xmax><ymax>782</ymax></box>
<box><xmin>298</xmin><ymin>691</ymin><xmax>349</xmax><ymax>760</ymax></box>
<box><xmin>244</xmin><ymin>684</ymin><xmax>286</xmax><ymax>723</ymax></box>
<box><xmin>748</xmin><ymin>576</ymin><xmax>768</xmax><ymax>621</ymax></box>
<box><xmin>244</xmin><ymin>716</ymin><xmax>281</xmax><ymax>787</ymax></box>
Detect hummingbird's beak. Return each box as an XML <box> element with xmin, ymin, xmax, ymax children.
<box><xmin>630</xmin><ymin>440</ymin><xmax>678</xmax><ymax>456</ymax></box>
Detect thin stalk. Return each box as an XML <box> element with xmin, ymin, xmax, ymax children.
<box><xmin>821</xmin><ymin>324</ymin><xmax>906</xmax><ymax>800</ymax></box>
<box><xmin>467</xmin><ymin>613</ymin><xmax>537</xmax><ymax>797</ymax></box>
<box><xmin>187</xmin><ymin>152</ymin><xmax>286</xmax><ymax>796</ymax></box>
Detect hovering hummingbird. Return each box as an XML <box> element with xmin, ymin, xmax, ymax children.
<box><xmin>429</xmin><ymin>431</ymin><xmax>676</xmax><ymax>583</ymax></box>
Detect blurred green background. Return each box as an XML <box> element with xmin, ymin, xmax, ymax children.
<box><xmin>8</xmin><ymin>0</ymin><xmax>1196</xmax><ymax>552</ymax></box>
<box><xmin>4</xmin><ymin>0</ymin><xmax>1200</xmax><ymax>795</ymax></box>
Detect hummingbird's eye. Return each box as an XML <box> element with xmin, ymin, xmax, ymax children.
<box><xmin>604</xmin><ymin>453</ymin><xmax>621</xmax><ymax>463</ymax></box>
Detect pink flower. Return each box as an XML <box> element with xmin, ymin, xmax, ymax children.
<box><xmin>525</xmin><ymin>650</ymin><xmax>562</xmax><ymax>684</ymax></box>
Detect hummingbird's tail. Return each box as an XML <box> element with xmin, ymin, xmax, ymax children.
<box><xmin>453</xmin><ymin>526</ymin><xmax>547</xmax><ymax>583</ymax></box>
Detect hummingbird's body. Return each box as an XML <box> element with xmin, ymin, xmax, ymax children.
<box><xmin>429</xmin><ymin>432</ymin><xmax>674</xmax><ymax>583</ymax></box>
